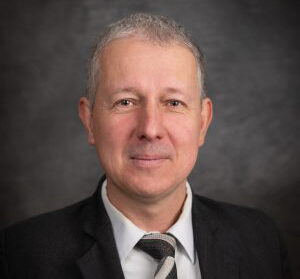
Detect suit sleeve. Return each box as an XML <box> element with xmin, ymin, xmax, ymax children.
<box><xmin>261</xmin><ymin>211</ymin><xmax>293</xmax><ymax>279</ymax></box>
<box><xmin>0</xmin><ymin>230</ymin><xmax>9</xmax><ymax>279</ymax></box>
<box><xmin>278</xmin><ymin>228</ymin><xmax>293</xmax><ymax>279</ymax></box>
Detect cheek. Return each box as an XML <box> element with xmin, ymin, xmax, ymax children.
<box><xmin>93</xmin><ymin>114</ymin><xmax>135</xmax><ymax>154</ymax></box>
<box><xmin>168</xmin><ymin>115</ymin><xmax>200</xmax><ymax>147</ymax></box>
<box><xmin>167</xmin><ymin>117</ymin><xmax>200</xmax><ymax>163</ymax></box>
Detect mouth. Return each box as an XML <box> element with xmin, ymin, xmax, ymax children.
<box><xmin>130</xmin><ymin>155</ymin><xmax>168</xmax><ymax>168</ymax></box>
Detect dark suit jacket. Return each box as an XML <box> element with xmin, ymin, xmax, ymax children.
<box><xmin>0</xmin><ymin>177</ymin><xmax>292</xmax><ymax>279</ymax></box>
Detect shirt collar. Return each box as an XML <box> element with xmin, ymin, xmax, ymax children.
<box><xmin>167</xmin><ymin>181</ymin><xmax>195</xmax><ymax>263</ymax></box>
<box><xmin>101</xmin><ymin>180</ymin><xmax>195</xmax><ymax>264</ymax></box>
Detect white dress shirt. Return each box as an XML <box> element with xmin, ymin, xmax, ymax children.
<box><xmin>101</xmin><ymin>180</ymin><xmax>201</xmax><ymax>279</ymax></box>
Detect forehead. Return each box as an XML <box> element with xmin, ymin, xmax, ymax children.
<box><xmin>98</xmin><ymin>37</ymin><xmax>199</xmax><ymax>92</ymax></box>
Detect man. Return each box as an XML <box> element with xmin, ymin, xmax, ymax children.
<box><xmin>0</xmin><ymin>13</ymin><xmax>291</xmax><ymax>279</ymax></box>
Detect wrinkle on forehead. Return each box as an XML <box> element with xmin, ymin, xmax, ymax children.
<box><xmin>97</xmin><ymin>37</ymin><xmax>200</xmax><ymax>97</ymax></box>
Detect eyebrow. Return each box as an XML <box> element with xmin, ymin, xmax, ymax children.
<box><xmin>111</xmin><ymin>86</ymin><xmax>186</xmax><ymax>96</ymax></box>
<box><xmin>164</xmin><ymin>87</ymin><xmax>186</xmax><ymax>95</ymax></box>
<box><xmin>111</xmin><ymin>87</ymin><xmax>140</xmax><ymax>95</ymax></box>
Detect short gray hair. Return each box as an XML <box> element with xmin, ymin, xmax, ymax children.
<box><xmin>86</xmin><ymin>13</ymin><xmax>206</xmax><ymax>107</ymax></box>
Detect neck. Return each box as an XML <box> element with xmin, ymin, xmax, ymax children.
<box><xmin>106</xmin><ymin>180</ymin><xmax>187</xmax><ymax>232</ymax></box>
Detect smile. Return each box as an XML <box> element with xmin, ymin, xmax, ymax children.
<box><xmin>130</xmin><ymin>156</ymin><xmax>168</xmax><ymax>168</ymax></box>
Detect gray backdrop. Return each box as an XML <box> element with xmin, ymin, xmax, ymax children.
<box><xmin>0</xmin><ymin>0</ymin><xmax>299</xmax><ymax>277</ymax></box>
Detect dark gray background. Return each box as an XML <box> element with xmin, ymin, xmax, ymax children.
<box><xmin>0</xmin><ymin>0</ymin><xmax>299</xmax><ymax>276</ymax></box>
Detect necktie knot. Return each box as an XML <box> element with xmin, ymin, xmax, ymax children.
<box><xmin>136</xmin><ymin>233</ymin><xmax>178</xmax><ymax>279</ymax></box>
<box><xmin>137</xmin><ymin>233</ymin><xmax>176</xmax><ymax>259</ymax></box>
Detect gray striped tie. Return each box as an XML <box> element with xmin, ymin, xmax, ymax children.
<box><xmin>136</xmin><ymin>233</ymin><xmax>178</xmax><ymax>279</ymax></box>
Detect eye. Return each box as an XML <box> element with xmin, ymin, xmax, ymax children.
<box><xmin>114</xmin><ymin>99</ymin><xmax>136</xmax><ymax>108</ymax></box>
<box><xmin>113</xmin><ymin>98</ymin><xmax>137</xmax><ymax>111</ymax></box>
<box><xmin>167</xmin><ymin>100</ymin><xmax>182</xmax><ymax>107</ymax></box>
<box><xmin>119</xmin><ymin>99</ymin><xmax>133</xmax><ymax>106</ymax></box>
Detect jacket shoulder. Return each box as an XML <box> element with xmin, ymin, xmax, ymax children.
<box><xmin>0</xmin><ymin>197</ymin><xmax>93</xmax><ymax>277</ymax></box>
<box><xmin>2</xmin><ymin>196</ymin><xmax>91</xmax><ymax>237</ymax></box>
<box><xmin>192</xmin><ymin>194</ymin><xmax>292</xmax><ymax>278</ymax></box>
<box><xmin>193</xmin><ymin>194</ymin><xmax>278</xmax><ymax>232</ymax></box>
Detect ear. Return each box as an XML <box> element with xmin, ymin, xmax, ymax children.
<box><xmin>198</xmin><ymin>97</ymin><xmax>213</xmax><ymax>147</ymax></box>
<box><xmin>78</xmin><ymin>97</ymin><xmax>95</xmax><ymax>145</ymax></box>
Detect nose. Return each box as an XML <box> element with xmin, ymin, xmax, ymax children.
<box><xmin>135</xmin><ymin>101</ymin><xmax>164</xmax><ymax>141</ymax></box>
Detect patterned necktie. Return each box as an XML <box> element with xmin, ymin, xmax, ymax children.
<box><xmin>136</xmin><ymin>233</ymin><xmax>178</xmax><ymax>279</ymax></box>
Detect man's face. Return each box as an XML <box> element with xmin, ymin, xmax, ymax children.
<box><xmin>80</xmin><ymin>37</ymin><xmax>212</xmax><ymax>202</ymax></box>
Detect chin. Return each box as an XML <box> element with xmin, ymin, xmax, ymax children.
<box><xmin>124</xmin><ymin>175</ymin><xmax>182</xmax><ymax>200</ymax></box>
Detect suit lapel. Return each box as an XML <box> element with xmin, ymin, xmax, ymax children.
<box><xmin>192</xmin><ymin>195</ymin><xmax>241</xmax><ymax>279</ymax></box>
<box><xmin>76</xmin><ymin>178</ymin><xmax>253</xmax><ymax>279</ymax></box>
<box><xmin>76</xmin><ymin>177</ymin><xmax>125</xmax><ymax>279</ymax></box>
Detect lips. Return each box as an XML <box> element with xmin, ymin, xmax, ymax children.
<box><xmin>131</xmin><ymin>155</ymin><xmax>166</xmax><ymax>160</ymax></box>
<box><xmin>130</xmin><ymin>155</ymin><xmax>168</xmax><ymax>168</ymax></box>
